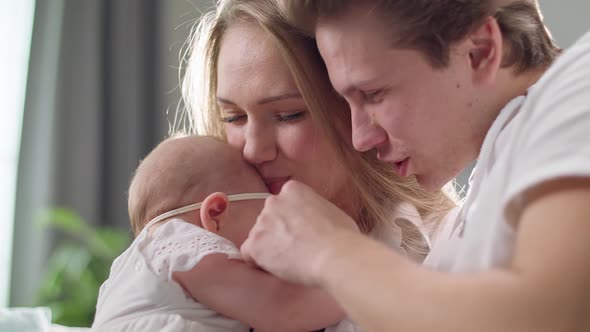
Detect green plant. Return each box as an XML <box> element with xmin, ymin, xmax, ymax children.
<box><xmin>35</xmin><ymin>208</ymin><xmax>130</xmax><ymax>327</ymax></box>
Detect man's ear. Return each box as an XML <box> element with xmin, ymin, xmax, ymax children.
<box><xmin>200</xmin><ymin>192</ymin><xmax>229</xmax><ymax>234</ymax></box>
<box><xmin>466</xmin><ymin>16</ymin><xmax>503</xmax><ymax>85</ymax></box>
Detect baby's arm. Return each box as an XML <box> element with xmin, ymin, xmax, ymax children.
<box><xmin>173</xmin><ymin>253</ymin><xmax>345</xmax><ymax>332</ymax></box>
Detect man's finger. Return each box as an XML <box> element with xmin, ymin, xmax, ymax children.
<box><xmin>240</xmin><ymin>237</ymin><xmax>255</xmax><ymax>264</ymax></box>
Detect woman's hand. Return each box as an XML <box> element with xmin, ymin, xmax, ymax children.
<box><xmin>241</xmin><ymin>180</ymin><xmax>359</xmax><ymax>286</ymax></box>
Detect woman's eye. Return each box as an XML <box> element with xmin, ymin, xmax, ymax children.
<box><xmin>276</xmin><ymin>111</ymin><xmax>306</xmax><ymax>122</ymax></box>
<box><xmin>362</xmin><ymin>89</ymin><xmax>386</xmax><ymax>104</ymax></box>
<box><xmin>221</xmin><ymin>114</ymin><xmax>246</xmax><ymax>123</ymax></box>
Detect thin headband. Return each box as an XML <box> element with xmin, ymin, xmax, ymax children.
<box><xmin>145</xmin><ymin>193</ymin><xmax>271</xmax><ymax>230</ymax></box>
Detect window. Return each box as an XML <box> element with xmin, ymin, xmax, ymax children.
<box><xmin>0</xmin><ymin>0</ymin><xmax>35</xmax><ymax>307</ymax></box>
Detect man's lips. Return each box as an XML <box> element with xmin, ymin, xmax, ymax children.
<box><xmin>377</xmin><ymin>151</ymin><xmax>410</xmax><ymax>177</ymax></box>
<box><xmin>378</xmin><ymin>153</ymin><xmax>411</xmax><ymax>177</ymax></box>
<box><xmin>263</xmin><ymin>177</ymin><xmax>290</xmax><ymax>194</ymax></box>
<box><xmin>392</xmin><ymin>158</ymin><xmax>410</xmax><ymax>177</ymax></box>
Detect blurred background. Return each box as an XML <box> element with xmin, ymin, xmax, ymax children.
<box><xmin>0</xmin><ymin>0</ymin><xmax>588</xmax><ymax>327</ymax></box>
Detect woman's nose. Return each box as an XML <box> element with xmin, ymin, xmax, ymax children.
<box><xmin>242</xmin><ymin>124</ymin><xmax>277</xmax><ymax>165</ymax></box>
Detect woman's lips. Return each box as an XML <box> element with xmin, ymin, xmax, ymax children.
<box><xmin>264</xmin><ymin>177</ymin><xmax>290</xmax><ymax>194</ymax></box>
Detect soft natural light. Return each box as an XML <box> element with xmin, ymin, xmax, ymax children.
<box><xmin>0</xmin><ymin>0</ymin><xmax>35</xmax><ymax>307</ymax></box>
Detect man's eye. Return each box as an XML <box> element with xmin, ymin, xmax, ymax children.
<box><xmin>362</xmin><ymin>89</ymin><xmax>386</xmax><ymax>104</ymax></box>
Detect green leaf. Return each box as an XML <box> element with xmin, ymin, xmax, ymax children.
<box><xmin>89</xmin><ymin>229</ymin><xmax>130</xmax><ymax>259</ymax></box>
<box><xmin>35</xmin><ymin>208</ymin><xmax>91</xmax><ymax>237</ymax></box>
<box><xmin>35</xmin><ymin>207</ymin><xmax>131</xmax><ymax>327</ymax></box>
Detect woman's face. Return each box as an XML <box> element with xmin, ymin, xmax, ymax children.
<box><xmin>216</xmin><ymin>22</ymin><xmax>354</xmax><ymax>211</ymax></box>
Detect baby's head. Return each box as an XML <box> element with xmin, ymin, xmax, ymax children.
<box><xmin>128</xmin><ymin>135</ymin><xmax>268</xmax><ymax>247</ymax></box>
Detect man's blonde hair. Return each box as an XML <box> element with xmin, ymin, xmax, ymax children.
<box><xmin>279</xmin><ymin>0</ymin><xmax>560</xmax><ymax>73</ymax></box>
<box><xmin>180</xmin><ymin>0</ymin><xmax>457</xmax><ymax>255</ymax></box>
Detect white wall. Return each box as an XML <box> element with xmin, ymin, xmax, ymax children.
<box><xmin>539</xmin><ymin>0</ymin><xmax>590</xmax><ymax>47</ymax></box>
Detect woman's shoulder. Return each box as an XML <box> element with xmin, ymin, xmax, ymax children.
<box><xmin>392</xmin><ymin>202</ymin><xmax>434</xmax><ymax>246</ymax></box>
<box><xmin>370</xmin><ymin>202</ymin><xmax>429</xmax><ymax>261</ymax></box>
<box><xmin>370</xmin><ymin>202</ymin><xmax>461</xmax><ymax>263</ymax></box>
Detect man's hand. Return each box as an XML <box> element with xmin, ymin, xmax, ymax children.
<box><xmin>241</xmin><ymin>180</ymin><xmax>359</xmax><ymax>286</ymax></box>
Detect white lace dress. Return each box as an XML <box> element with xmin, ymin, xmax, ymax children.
<box><xmin>92</xmin><ymin>219</ymin><xmax>248</xmax><ymax>332</ymax></box>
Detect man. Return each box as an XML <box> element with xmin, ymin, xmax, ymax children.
<box><xmin>242</xmin><ymin>1</ymin><xmax>590</xmax><ymax>331</ymax></box>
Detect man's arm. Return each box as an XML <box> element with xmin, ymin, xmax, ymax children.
<box><xmin>241</xmin><ymin>180</ymin><xmax>590</xmax><ymax>332</ymax></box>
<box><xmin>173</xmin><ymin>254</ymin><xmax>345</xmax><ymax>332</ymax></box>
<box><xmin>317</xmin><ymin>178</ymin><xmax>590</xmax><ymax>332</ymax></box>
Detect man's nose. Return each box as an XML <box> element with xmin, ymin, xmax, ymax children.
<box><xmin>351</xmin><ymin>105</ymin><xmax>387</xmax><ymax>152</ymax></box>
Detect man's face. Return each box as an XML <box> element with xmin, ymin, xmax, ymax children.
<box><xmin>315</xmin><ymin>6</ymin><xmax>486</xmax><ymax>191</ymax></box>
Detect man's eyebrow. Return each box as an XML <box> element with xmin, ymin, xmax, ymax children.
<box><xmin>340</xmin><ymin>79</ymin><xmax>372</xmax><ymax>96</ymax></box>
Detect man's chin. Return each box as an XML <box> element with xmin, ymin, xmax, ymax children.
<box><xmin>415</xmin><ymin>174</ymin><xmax>448</xmax><ymax>193</ymax></box>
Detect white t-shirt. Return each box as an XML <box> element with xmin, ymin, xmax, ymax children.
<box><xmin>92</xmin><ymin>219</ymin><xmax>248</xmax><ymax>332</ymax></box>
<box><xmin>425</xmin><ymin>31</ymin><xmax>590</xmax><ymax>272</ymax></box>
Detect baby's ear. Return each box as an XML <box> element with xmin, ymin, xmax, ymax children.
<box><xmin>200</xmin><ymin>192</ymin><xmax>229</xmax><ymax>234</ymax></box>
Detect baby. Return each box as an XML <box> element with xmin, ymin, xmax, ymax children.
<box><xmin>92</xmin><ymin>135</ymin><xmax>344</xmax><ymax>331</ymax></box>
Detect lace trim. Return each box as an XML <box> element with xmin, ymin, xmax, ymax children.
<box><xmin>140</xmin><ymin>219</ymin><xmax>241</xmax><ymax>280</ymax></box>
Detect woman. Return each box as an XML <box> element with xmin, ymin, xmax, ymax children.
<box><xmin>180</xmin><ymin>0</ymin><xmax>456</xmax><ymax>329</ymax></box>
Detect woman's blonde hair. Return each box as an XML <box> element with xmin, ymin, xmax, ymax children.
<box><xmin>179</xmin><ymin>0</ymin><xmax>457</xmax><ymax>256</ymax></box>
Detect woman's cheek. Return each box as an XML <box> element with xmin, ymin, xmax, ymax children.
<box><xmin>281</xmin><ymin>123</ymin><xmax>322</xmax><ymax>159</ymax></box>
<box><xmin>224</xmin><ymin>127</ymin><xmax>244</xmax><ymax>149</ymax></box>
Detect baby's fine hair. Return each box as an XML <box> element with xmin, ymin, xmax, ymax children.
<box><xmin>127</xmin><ymin>135</ymin><xmax>230</xmax><ymax>235</ymax></box>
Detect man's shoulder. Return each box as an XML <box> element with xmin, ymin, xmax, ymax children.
<box><xmin>525</xmin><ymin>30</ymin><xmax>590</xmax><ymax>110</ymax></box>
<box><xmin>573</xmin><ymin>30</ymin><xmax>590</xmax><ymax>47</ymax></box>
